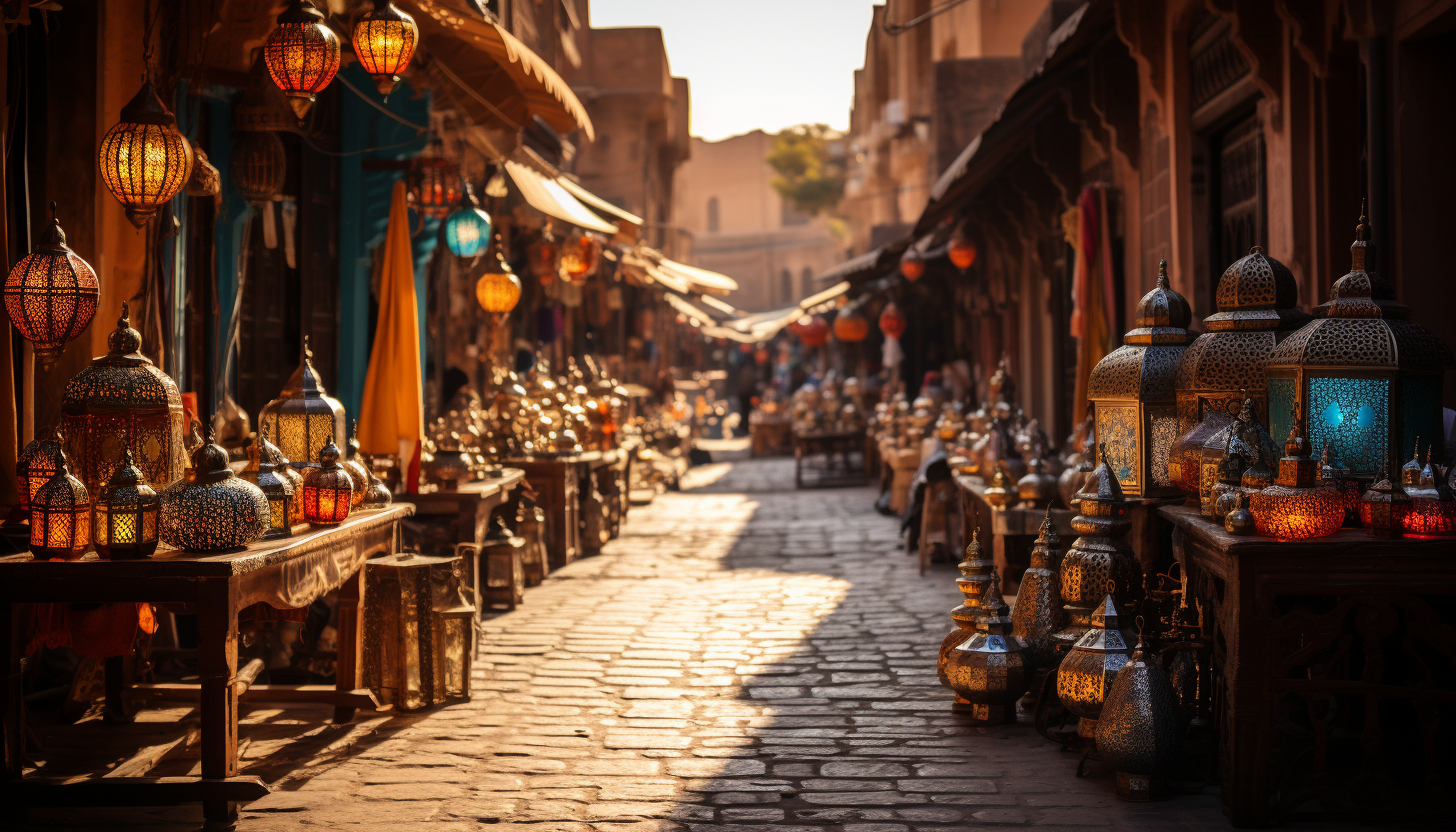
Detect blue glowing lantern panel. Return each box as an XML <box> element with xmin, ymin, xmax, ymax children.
<box><xmin>1306</xmin><ymin>376</ymin><xmax>1388</xmax><ymax>476</ymax></box>
<box><xmin>1266</xmin><ymin>378</ymin><xmax>1296</xmax><ymax>453</ymax></box>
<box><xmin>443</xmin><ymin>206</ymin><xmax>491</xmax><ymax>258</ymax></box>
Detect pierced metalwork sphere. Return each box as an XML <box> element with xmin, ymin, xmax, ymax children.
<box><xmin>160</xmin><ymin>436</ymin><xmax>269</xmax><ymax>551</ymax></box>
<box><xmin>99</xmin><ymin>80</ymin><xmax>195</xmax><ymax>228</ymax></box>
<box><xmin>230</xmin><ymin>130</ymin><xmax>287</xmax><ymax>203</ymax></box>
<box><xmin>29</xmin><ymin>447</ymin><xmax>90</xmax><ymax>561</ymax></box>
<box><xmin>94</xmin><ymin>448</ymin><xmax>160</xmax><ymax>559</ymax></box>
<box><xmin>264</xmin><ymin>0</ymin><xmax>341</xmax><ymax>118</ymax></box>
<box><xmin>476</xmin><ymin>244</ymin><xmax>522</xmax><ymax>314</ymax></box>
<box><xmin>258</xmin><ymin>336</ymin><xmax>347</xmax><ymax>468</ymax></box>
<box><xmin>302</xmin><ymin>440</ymin><xmax>354</xmax><ymax>524</ymax></box>
<box><xmin>352</xmin><ymin>0</ymin><xmax>417</xmax><ymax>96</ymax></box>
<box><xmin>444</xmin><ymin>204</ymin><xmax>492</xmax><ymax>257</ymax></box>
<box><xmin>3</xmin><ymin>213</ymin><xmax>99</xmax><ymax>368</ymax></box>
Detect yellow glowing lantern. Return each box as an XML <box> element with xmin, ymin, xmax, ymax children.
<box><xmin>94</xmin><ymin>449</ymin><xmax>161</xmax><ymax>560</ymax></box>
<box><xmin>3</xmin><ymin>209</ymin><xmax>100</xmax><ymax>368</ymax></box>
<box><xmin>29</xmin><ymin>448</ymin><xmax>91</xmax><ymax>561</ymax></box>
<box><xmin>99</xmin><ymin>81</ymin><xmax>195</xmax><ymax>228</ymax></box>
<box><xmin>352</xmin><ymin>0</ymin><xmax>417</xmax><ymax>97</ymax></box>
<box><xmin>263</xmin><ymin>0</ymin><xmax>342</xmax><ymax>119</ymax></box>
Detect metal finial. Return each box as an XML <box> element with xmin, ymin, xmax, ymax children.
<box><xmin>302</xmin><ymin>334</ymin><xmax>313</xmax><ymax>360</ymax></box>
<box><xmin>1157</xmin><ymin>258</ymin><xmax>1169</xmax><ymax>288</ymax></box>
<box><xmin>1356</xmin><ymin>198</ymin><xmax>1369</xmax><ymax>240</ymax></box>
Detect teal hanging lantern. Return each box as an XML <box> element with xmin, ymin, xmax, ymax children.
<box><xmin>443</xmin><ymin>201</ymin><xmax>492</xmax><ymax>258</ymax></box>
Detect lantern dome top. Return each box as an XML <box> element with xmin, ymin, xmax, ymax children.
<box><xmin>192</xmin><ymin>430</ymin><xmax>236</xmax><ymax>484</ymax></box>
<box><xmin>37</xmin><ymin>215</ymin><xmax>69</xmax><ymax>250</ymax></box>
<box><xmin>257</xmin><ymin>435</ymin><xmax>288</xmax><ymax>471</ymax></box>
<box><xmin>62</xmin><ymin>303</ymin><xmax>182</xmax><ymax>411</ymax></box>
<box><xmin>1205</xmin><ymin>245</ymin><xmax>1307</xmax><ymax>331</ymax></box>
<box><xmin>318</xmin><ymin>439</ymin><xmax>342</xmax><ymax>466</ymax></box>
<box><xmin>279</xmin><ymin>0</ymin><xmax>326</xmax><ymax>24</ymax></box>
<box><xmin>118</xmin><ymin>79</ymin><xmax>178</xmax><ymax>128</ymax></box>
<box><xmin>1129</xmin><ymin>260</ymin><xmax>1195</xmax><ymax>338</ymax></box>
<box><xmin>1315</xmin><ymin>203</ymin><xmax>1399</xmax><ymax>316</ymax></box>
<box><xmin>105</xmin><ymin>448</ymin><xmax>147</xmax><ymax>489</ymax></box>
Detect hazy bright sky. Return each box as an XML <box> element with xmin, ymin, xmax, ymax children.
<box><xmin>589</xmin><ymin>1</ymin><xmax>877</xmax><ymax>142</ymax></box>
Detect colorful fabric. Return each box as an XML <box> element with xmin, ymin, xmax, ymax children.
<box><xmin>1070</xmin><ymin>183</ymin><xmax>1117</xmax><ymax>423</ymax></box>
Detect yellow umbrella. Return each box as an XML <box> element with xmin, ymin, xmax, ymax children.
<box><xmin>358</xmin><ymin>180</ymin><xmax>425</xmax><ymax>486</ymax></box>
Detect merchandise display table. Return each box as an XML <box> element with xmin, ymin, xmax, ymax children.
<box><xmin>794</xmin><ymin>430</ymin><xmax>868</xmax><ymax>488</ymax></box>
<box><xmin>506</xmin><ymin>452</ymin><xmax>601</xmax><ymax>569</ymax></box>
<box><xmin>953</xmin><ymin>475</ymin><xmax>1075</xmax><ymax>592</ymax></box>
<box><xmin>398</xmin><ymin>471</ymin><xmax>527</xmax><ymax>610</ymax></box>
<box><xmin>1159</xmin><ymin>505</ymin><xmax>1456</xmax><ymax>826</ymax></box>
<box><xmin>0</xmin><ymin>505</ymin><xmax>414</xmax><ymax>822</ymax></box>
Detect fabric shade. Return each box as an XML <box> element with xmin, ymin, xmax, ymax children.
<box><xmin>504</xmin><ymin>158</ymin><xmax>618</xmax><ymax>235</ymax></box>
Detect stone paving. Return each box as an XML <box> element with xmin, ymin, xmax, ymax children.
<box><xmin>17</xmin><ymin>457</ymin><xmax>1366</xmax><ymax>830</ymax></box>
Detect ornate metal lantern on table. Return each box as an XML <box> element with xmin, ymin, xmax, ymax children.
<box><xmin>94</xmin><ymin>448</ymin><xmax>160</xmax><ymax>559</ymax></box>
<box><xmin>160</xmin><ymin>434</ymin><xmax>269</xmax><ymax>551</ymax></box>
<box><xmin>29</xmin><ymin>448</ymin><xmax>90</xmax><ymax>560</ymax></box>
<box><xmin>258</xmin><ymin>337</ymin><xmax>347</xmax><ymax>469</ymax></box>
<box><xmin>301</xmin><ymin>440</ymin><xmax>354</xmax><ymax>525</ymax></box>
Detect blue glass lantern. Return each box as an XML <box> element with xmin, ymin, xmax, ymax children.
<box><xmin>443</xmin><ymin>203</ymin><xmax>492</xmax><ymax>258</ymax></box>
<box><xmin>1265</xmin><ymin>210</ymin><xmax>1453</xmax><ymax>478</ymax></box>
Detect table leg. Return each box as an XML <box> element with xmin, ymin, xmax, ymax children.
<box><xmin>197</xmin><ymin>580</ymin><xmax>240</xmax><ymax>824</ymax></box>
<box><xmin>333</xmin><ymin>567</ymin><xmax>365</xmax><ymax>725</ymax></box>
<box><xmin>2</xmin><ymin>603</ymin><xmax>22</xmax><ymax>785</ymax></box>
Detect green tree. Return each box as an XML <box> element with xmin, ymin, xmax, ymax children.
<box><xmin>767</xmin><ymin>124</ymin><xmax>846</xmax><ymax>217</ymax></box>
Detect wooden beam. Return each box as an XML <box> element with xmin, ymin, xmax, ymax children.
<box><xmin>3</xmin><ymin>775</ymin><xmax>270</xmax><ymax>807</ymax></box>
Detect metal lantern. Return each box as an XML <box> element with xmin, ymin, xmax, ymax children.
<box><xmin>1360</xmin><ymin>469</ymin><xmax>1412</xmax><ymax>538</ymax></box>
<box><xmin>3</xmin><ymin>210</ymin><xmax>99</xmax><ymax>368</ymax></box>
<box><xmin>1010</xmin><ymin>509</ymin><xmax>1068</xmax><ymax>670</ymax></box>
<box><xmin>1407</xmin><ymin>460</ymin><xmax>1456</xmax><ymax>535</ymax></box>
<box><xmin>832</xmin><ymin>304</ymin><xmax>870</xmax><ymax>343</ymax></box>
<box><xmin>94</xmin><ymin>448</ymin><xmax>160</xmax><ymax>559</ymax></box>
<box><xmin>1248</xmin><ymin>415</ymin><xmax>1345</xmax><ymax>540</ymax></box>
<box><xmin>344</xmin><ymin>426</ymin><xmax>371</xmax><ymax>508</ymax></box>
<box><xmin>263</xmin><ymin>0</ymin><xmax>342</xmax><ymax>118</ymax></box>
<box><xmin>879</xmin><ymin>302</ymin><xmax>906</xmax><ymax>339</ymax></box>
<box><xmin>1168</xmin><ymin>407</ymin><xmax>1233</xmax><ymax>497</ymax></box>
<box><xmin>527</xmin><ymin>225</ymin><xmax>560</xmax><ymax>286</ymax></box>
<box><xmin>942</xmin><ymin>568</ymin><xmax>1028</xmax><ymax>724</ymax></box>
<box><xmin>1094</xmin><ymin>634</ymin><xmax>1186</xmax><ymax>800</ymax></box>
<box><xmin>61</xmin><ymin>303</ymin><xmax>188</xmax><ymax>497</ymax></box>
<box><xmin>230</xmin><ymin>130</ymin><xmax>287</xmax><ymax>204</ymax></box>
<box><xmin>983</xmin><ymin>461</ymin><xmax>1016</xmax><ymax>508</ymax></box>
<box><xmin>351</xmin><ymin>0</ymin><xmax>418</xmax><ymax>97</ymax></box>
<box><xmin>359</xmin><ymin>455</ymin><xmax>393</xmax><ymax>509</ymax></box>
<box><xmin>559</xmin><ymin>232</ymin><xmax>602</xmax><ymax>285</ymax></box>
<box><xmin>98</xmin><ymin>80</ymin><xmax>195</xmax><ymax>228</ymax></box>
<box><xmin>241</xmin><ymin>434</ymin><xmax>295</xmax><ymax>540</ymax></box>
<box><xmin>444</xmin><ymin>201</ymin><xmax>492</xmax><ymax>258</ymax></box>
<box><xmin>29</xmin><ymin>448</ymin><xmax>90</xmax><ymax>560</ymax></box>
<box><xmin>16</xmin><ymin>428</ymin><xmax>63</xmax><ymax>511</ymax></box>
<box><xmin>408</xmin><ymin>146</ymin><xmax>462</xmax><ymax>219</ymax></box>
<box><xmin>1265</xmin><ymin>210</ymin><xmax>1454</xmax><ymax>478</ymax></box>
<box><xmin>1087</xmin><ymin>261</ymin><xmax>1197</xmax><ymax>497</ymax></box>
<box><xmin>258</xmin><ymin>337</ymin><xmax>347</xmax><ymax>468</ymax></box>
<box><xmin>938</xmin><ymin>529</ymin><xmax>994</xmax><ymax>703</ymax></box>
<box><xmin>1056</xmin><ymin>592</ymin><xmax>1135</xmax><ymax>741</ymax></box>
<box><xmin>301</xmin><ymin>440</ymin><xmax>353</xmax><ymax>524</ymax></box>
<box><xmin>159</xmin><ymin>435</ymin><xmax>269</xmax><ymax>551</ymax></box>
<box><xmin>1053</xmin><ymin>454</ymin><xmax>1140</xmax><ymax>653</ymax></box>
<box><xmin>797</xmin><ymin>315</ymin><xmax>829</xmax><ymax>348</ymax></box>
<box><xmin>948</xmin><ymin>228</ymin><xmax>977</xmax><ymax>270</ymax></box>
<box><xmin>899</xmin><ymin>247</ymin><xmax>925</xmax><ymax>281</ymax></box>
<box><xmin>363</xmin><ymin>550</ymin><xmax>474</xmax><ymax>710</ymax></box>
<box><xmin>475</xmin><ymin>243</ymin><xmax>523</xmax><ymax>314</ymax></box>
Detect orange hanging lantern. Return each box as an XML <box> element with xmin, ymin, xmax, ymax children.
<box><xmin>3</xmin><ymin>208</ymin><xmax>100</xmax><ymax>368</ymax></box>
<box><xmin>559</xmin><ymin>233</ymin><xmax>603</xmax><ymax>285</ymax></box>
<box><xmin>948</xmin><ymin>233</ymin><xmax>977</xmax><ymax>270</ymax></box>
<box><xmin>99</xmin><ymin>80</ymin><xmax>195</xmax><ymax>229</ymax></box>
<box><xmin>879</xmin><ymin>302</ymin><xmax>907</xmax><ymax>340</ymax></box>
<box><xmin>833</xmin><ymin>305</ymin><xmax>870</xmax><ymax>343</ymax></box>
<box><xmin>407</xmin><ymin>145</ymin><xmax>462</xmax><ymax>219</ymax></box>
<box><xmin>528</xmin><ymin>225</ymin><xmax>561</xmax><ymax>286</ymax></box>
<box><xmin>263</xmin><ymin>0</ymin><xmax>342</xmax><ymax>119</ymax></box>
<box><xmin>352</xmin><ymin>0</ymin><xmax>417</xmax><ymax>97</ymax></box>
<box><xmin>797</xmin><ymin>315</ymin><xmax>830</xmax><ymax>348</ymax></box>
<box><xmin>29</xmin><ymin>447</ymin><xmax>91</xmax><ymax>561</ymax></box>
<box><xmin>900</xmin><ymin>248</ymin><xmax>925</xmax><ymax>282</ymax></box>
<box><xmin>476</xmin><ymin>240</ymin><xmax>523</xmax><ymax>314</ymax></box>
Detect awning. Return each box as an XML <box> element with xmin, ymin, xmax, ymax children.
<box><xmin>663</xmin><ymin>292</ymin><xmax>719</xmax><ymax>326</ymax></box>
<box><xmin>558</xmin><ymin>177</ymin><xmax>644</xmax><ymax>228</ymax></box>
<box><xmin>800</xmin><ymin>281</ymin><xmax>850</xmax><ymax>312</ymax></box>
<box><xmin>698</xmin><ymin>295</ymin><xmax>745</xmax><ymax>317</ymax></box>
<box><xmin>504</xmin><ymin>154</ymin><xmax>619</xmax><ymax>234</ymax></box>
<box><xmin>814</xmin><ymin>244</ymin><xmax>907</xmax><ymax>285</ymax></box>
<box><xmin>655</xmin><ymin>258</ymin><xmax>739</xmax><ymax>296</ymax></box>
<box><xmin>619</xmin><ymin>248</ymin><xmax>691</xmax><ymax>293</ymax></box>
<box><xmin>403</xmin><ymin>0</ymin><xmax>594</xmax><ymax>140</ymax></box>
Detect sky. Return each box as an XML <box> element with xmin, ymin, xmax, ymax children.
<box><xmin>588</xmin><ymin>1</ymin><xmax>877</xmax><ymax>142</ymax></box>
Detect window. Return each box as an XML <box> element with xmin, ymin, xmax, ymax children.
<box><xmin>707</xmin><ymin>196</ymin><xmax>720</xmax><ymax>233</ymax></box>
<box><xmin>779</xmin><ymin>269</ymin><xmax>792</xmax><ymax>303</ymax></box>
<box><xmin>801</xmin><ymin>267</ymin><xmax>815</xmax><ymax>299</ymax></box>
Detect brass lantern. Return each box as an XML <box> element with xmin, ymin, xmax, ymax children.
<box><xmin>94</xmin><ymin>449</ymin><xmax>160</xmax><ymax>559</ymax></box>
<box><xmin>1094</xmin><ymin>634</ymin><xmax>1186</xmax><ymax>801</ymax></box>
<box><xmin>159</xmin><ymin>434</ymin><xmax>269</xmax><ymax>552</ymax></box>
<box><xmin>1053</xmin><ymin>453</ymin><xmax>1140</xmax><ymax>653</ymax></box>
<box><xmin>938</xmin><ymin>529</ymin><xmax>994</xmax><ymax>706</ymax></box>
<box><xmin>1265</xmin><ymin>210</ymin><xmax>1454</xmax><ymax>479</ymax></box>
<box><xmin>241</xmin><ymin>434</ymin><xmax>295</xmax><ymax>540</ymax></box>
<box><xmin>343</xmin><ymin>426</ymin><xmax>371</xmax><ymax>508</ymax></box>
<box><xmin>363</xmin><ymin>550</ymin><xmax>475</xmax><ymax>710</ymax></box>
<box><xmin>1010</xmin><ymin>509</ymin><xmax>1068</xmax><ymax>670</ymax></box>
<box><xmin>258</xmin><ymin>337</ymin><xmax>347</xmax><ymax>468</ymax></box>
<box><xmin>941</xmin><ymin>568</ymin><xmax>1028</xmax><ymax>725</ymax></box>
<box><xmin>3</xmin><ymin>210</ymin><xmax>99</xmax><ymax>368</ymax></box>
<box><xmin>351</xmin><ymin>0</ymin><xmax>418</xmax><ymax>97</ymax></box>
<box><xmin>1248</xmin><ymin>414</ymin><xmax>1345</xmax><ymax>540</ymax></box>
<box><xmin>527</xmin><ymin>224</ymin><xmax>560</xmax><ymax>286</ymax></box>
<box><xmin>475</xmin><ymin>239</ymin><xmax>523</xmax><ymax>314</ymax></box>
<box><xmin>408</xmin><ymin>144</ymin><xmax>462</xmax><ymax>219</ymax></box>
<box><xmin>230</xmin><ymin>130</ymin><xmax>287</xmax><ymax>204</ymax></box>
<box><xmin>263</xmin><ymin>0</ymin><xmax>342</xmax><ymax>119</ymax></box>
<box><xmin>558</xmin><ymin>232</ymin><xmax>602</xmax><ymax>285</ymax></box>
<box><xmin>16</xmin><ymin>427</ymin><xmax>63</xmax><ymax>511</ymax></box>
<box><xmin>1407</xmin><ymin>459</ymin><xmax>1456</xmax><ymax>535</ymax></box>
<box><xmin>1087</xmin><ymin>261</ymin><xmax>1197</xmax><ymax>497</ymax></box>
<box><xmin>301</xmin><ymin>440</ymin><xmax>353</xmax><ymax>524</ymax></box>
<box><xmin>1056</xmin><ymin>592</ymin><xmax>1135</xmax><ymax>741</ymax></box>
<box><xmin>29</xmin><ymin>447</ymin><xmax>90</xmax><ymax>561</ymax></box>
<box><xmin>61</xmin><ymin>303</ymin><xmax>188</xmax><ymax>497</ymax></box>
<box><xmin>1359</xmin><ymin>469</ymin><xmax>1412</xmax><ymax>538</ymax></box>
<box><xmin>99</xmin><ymin>80</ymin><xmax>195</xmax><ymax>228</ymax></box>
<box><xmin>359</xmin><ymin>456</ymin><xmax>393</xmax><ymax>509</ymax></box>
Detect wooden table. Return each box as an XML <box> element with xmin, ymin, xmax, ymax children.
<box><xmin>0</xmin><ymin>505</ymin><xmax>413</xmax><ymax>823</ymax></box>
<box><xmin>1160</xmin><ymin>505</ymin><xmax>1456</xmax><ymax>826</ymax></box>
<box><xmin>506</xmin><ymin>452</ymin><xmax>603</xmax><ymax>570</ymax></box>
<box><xmin>793</xmin><ymin>431</ymin><xmax>868</xmax><ymax>488</ymax></box>
<box><xmin>398</xmin><ymin>471</ymin><xmax>527</xmax><ymax>609</ymax></box>
<box><xmin>953</xmin><ymin>474</ymin><xmax>1075</xmax><ymax>593</ymax></box>
<box><xmin>582</xmin><ymin>450</ymin><xmax>630</xmax><ymax>556</ymax></box>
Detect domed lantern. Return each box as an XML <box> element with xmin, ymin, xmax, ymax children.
<box><xmin>263</xmin><ymin>0</ymin><xmax>342</xmax><ymax>119</ymax></box>
<box><xmin>1056</xmin><ymin>591</ymin><xmax>1135</xmax><ymax>741</ymax></box>
<box><xmin>1265</xmin><ymin>210</ymin><xmax>1454</xmax><ymax>479</ymax></box>
<box><xmin>1010</xmin><ymin>509</ymin><xmax>1068</xmax><ymax>670</ymax></box>
<box><xmin>878</xmin><ymin>302</ymin><xmax>906</xmax><ymax>339</ymax></box>
<box><xmin>899</xmin><ymin>247</ymin><xmax>925</xmax><ymax>282</ymax></box>
<box><xmin>1169</xmin><ymin>246</ymin><xmax>1306</xmax><ymax>494</ymax></box>
<box><xmin>351</xmin><ymin>0</ymin><xmax>418</xmax><ymax>97</ymax></box>
<box><xmin>1095</xmin><ymin>632</ymin><xmax>1186</xmax><ymax>800</ymax></box>
<box><xmin>948</xmin><ymin>227</ymin><xmax>977</xmax><ymax>270</ymax></box>
<box><xmin>230</xmin><ymin>130</ymin><xmax>287</xmax><ymax>204</ymax></box>
<box><xmin>258</xmin><ymin>337</ymin><xmax>347</xmax><ymax>469</ymax></box>
<box><xmin>99</xmin><ymin>81</ymin><xmax>195</xmax><ymax>228</ymax></box>
<box><xmin>159</xmin><ymin>433</ymin><xmax>269</xmax><ymax>551</ymax></box>
<box><xmin>408</xmin><ymin>143</ymin><xmax>462</xmax><ymax>219</ymax></box>
<box><xmin>61</xmin><ymin>303</ymin><xmax>188</xmax><ymax>497</ymax></box>
<box><xmin>832</xmin><ymin>303</ymin><xmax>869</xmax><ymax>343</ymax></box>
<box><xmin>559</xmin><ymin>232</ymin><xmax>603</xmax><ymax>285</ymax></box>
<box><xmin>94</xmin><ymin>449</ymin><xmax>161</xmax><ymax>559</ymax></box>
<box><xmin>527</xmin><ymin>224</ymin><xmax>561</xmax><ymax>286</ymax></box>
<box><xmin>29</xmin><ymin>447</ymin><xmax>90</xmax><ymax>561</ymax></box>
<box><xmin>1247</xmin><ymin>412</ymin><xmax>1345</xmax><ymax>540</ymax></box>
<box><xmin>443</xmin><ymin>198</ymin><xmax>492</xmax><ymax>258</ymax></box>
<box><xmin>301</xmin><ymin>440</ymin><xmax>354</xmax><ymax>524</ymax></box>
<box><xmin>1053</xmin><ymin>453</ymin><xmax>1140</xmax><ymax>653</ymax></box>
<box><xmin>16</xmin><ymin>428</ymin><xmax>63</xmax><ymax>511</ymax></box>
<box><xmin>3</xmin><ymin>209</ymin><xmax>100</xmax><ymax>369</ymax></box>
<box><xmin>938</xmin><ymin>529</ymin><xmax>994</xmax><ymax>704</ymax></box>
<box><xmin>240</xmin><ymin>434</ymin><xmax>295</xmax><ymax>540</ymax></box>
<box><xmin>1087</xmin><ymin>261</ymin><xmax>1197</xmax><ymax>497</ymax></box>
<box><xmin>343</xmin><ymin>426</ymin><xmax>371</xmax><ymax>508</ymax></box>
<box><xmin>941</xmin><ymin>568</ymin><xmax>1028</xmax><ymax>725</ymax></box>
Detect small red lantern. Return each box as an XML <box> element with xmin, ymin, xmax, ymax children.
<box><xmin>797</xmin><ymin>315</ymin><xmax>830</xmax><ymax>348</ymax></box>
<box><xmin>408</xmin><ymin>147</ymin><xmax>462</xmax><ymax>219</ymax></box>
<box><xmin>900</xmin><ymin>248</ymin><xmax>925</xmax><ymax>282</ymax></box>
<box><xmin>833</xmin><ymin>306</ymin><xmax>870</xmax><ymax>343</ymax></box>
<box><xmin>948</xmin><ymin>233</ymin><xmax>977</xmax><ymax>270</ymax></box>
<box><xmin>263</xmin><ymin>0</ymin><xmax>342</xmax><ymax>119</ymax></box>
<box><xmin>879</xmin><ymin>302</ymin><xmax>907</xmax><ymax>340</ymax></box>
<box><xmin>754</xmin><ymin>348</ymin><xmax>770</xmax><ymax>365</ymax></box>
<box><xmin>3</xmin><ymin>208</ymin><xmax>99</xmax><ymax>369</ymax></box>
<box><xmin>529</xmin><ymin>225</ymin><xmax>561</xmax><ymax>286</ymax></box>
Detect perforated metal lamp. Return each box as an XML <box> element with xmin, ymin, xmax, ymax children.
<box><xmin>1247</xmin><ymin>413</ymin><xmax>1344</xmax><ymax>540</ymax></box>
<box><xmin>159</xmin><ymin>434</ymin><xmax>269</xmax><ymax>552</ymax></box>
<box><xmin>94</xmin><ymin>448</ymin><xmax>161</xmax><ymax>559</ymax></box>
<box><xmin>258</xmin><ymin>336</ymin><xmax>347</xmax><ymax>468</ymax></box>
<box><xmin>408</xmin><ymin>144</ymin><xmax>462</xmax><ymax>219</ymax></box>
<box><xmin>444</xmin><ymin>200</ymin><xmax>492</xmax><ymax>258</ymax></box>
<box><xmin>263</xmin><ymin>0</ymin><xmax>342</xmax><ymax>118</ymax></box>
<box><xmin>351</xmin><ymin>0</ymin><xmax>418</xmax><ymax>97</ymax></box>
<box><xmin>99</xmin><ymin>81</ymin><xmax>195</xmax><ymax>228</ymax></box>
<box><xmin>241</xmin><ymin>434</ymin><xmax>296</xmax><ymax>540</ymax></box>
<box><xmin>29</xmin><ymin>447</ymin><xmax>91</xmax><ymax>561</ymax></box>
<box><xmin>2</xmin><ymin>209</ymin><xmax>99</xmax><ymax>368</ymax></box>
<box><xmin>15</xmin><ymin>428</ymin><xmax>63</xmax><ymax>511</ymax></box>
<box><xmin>301</xmin><ymin>440</ymin><xmax>354</xmax><ymax>525</ymax></box>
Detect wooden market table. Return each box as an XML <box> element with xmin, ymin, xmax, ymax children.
<box><xmin>0</xmin><ymin>505</ymin><xmax>414</xmax><ymax>823</ymax></box>
<box><xmin>506</xmin><ymin>451</ymin><xmax>607</xmax><ymax>570</ymax></box>
<box><xmin>586</xmin><ymin>445</ymin><xmax>633</xmax><ymax>553</ymax></box>
<box><xmin>397</xmin><ymin>469</ymin><xmax>528</xmax><ymax>608</ymax></box>
<box><xmin>793</xmin><ymin>430</ymin><xmax>868</xmax><ymax>488</ymax></box>
<box><xmin>953</xmin><ymin>474</ymin><xmax>1075</xmax><ymax>593</ymax></box>
<box><xmin>1160</xmin><ymin>505</ymin><xmax>1456</xmax><ymax>826</ymax></box>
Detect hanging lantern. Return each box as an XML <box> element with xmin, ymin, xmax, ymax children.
<box><xmin>796</xmin><ymin>315</ymin><xmax>829</xmax><ymax>348</ymax></box>
<box><xmin>408</xmin><ymin>145</ymin><xmax>462</xmax><ymax>219</ymax></box>
<box><xmin>258</xmin><ymin>337</ymin><xmax>347</xmax><ymax>468</ymax></box>
<box><xmin>351</xmin><ymin>0</ymin><xmax>418</xmax><ymax>97</ymax></box>
<box><xmin>941</xmin><ymin>568</ymin><xmax>1028</xmax><ymax>725</ymax></box>
<box><xmin>1359</xmin><ymin>469</ymin><xmax>1412</xmax><ymax>538</ymax></box>
<box><xmin>443</xmin><ymin>199</ymin><xmax>492</xmax><ymax>258</ymax></box>
<box><xmin>3</xmin><ymin>209</ymin><xmax>100</xmax><ymax>368</ymax></box>
<box><xmin>899</xmin><ymin>247</ymin><xmax>925</xmax><ymax>282</ymax></box>
<box><xmin>1087</xmin><ymin>260</ymin><xmax>1197</xmax><ymax>497</ymax></box>
<box><xmin>263</xmin><ymin>0</ymin><xmax>342</xmax><ymax>119</ymax></box>
<box><xmin>160</xmin><ymin>432</ymin><xmax>269</xmax><ymax>551</ymax></box>
<box><xmin>230</xmin><ymin>130</ymin><xmax>287</xmax><ymax>204</ymax></box>
<box><xmin>559</xmin><ymin>233</ymin><xmax>603</xmax><ymax>285</ymax></box>
<box><xmin>1265</xmin><ymin>209</ymin><xmax>1453</xmax><ymax>479</ymax></box>
<box><xmin>29</xmin><ymin>447</ymin><xmax>90</xmax><ymax>561</ymax></box>
<box><xmin>528</xmin><ymin>225</ymin><xmax>561</xmax><ymax>286</ymax></box>
<box><xmin>878</xmin><ymin>302</ymin><xmax>906</xmax><ymax>340</ymax></box>
<box><xmin>240</xmin><ymin>434</ymin><xmax>295</xmax><ymax>540</ymax></box>
<box><xmin>948</xmin><ymin>229</ymin><xmax>977</xmax><ymax>270</ymax></box>
<box><xmin>98</xmin><ymin>80</ymin><xmax>195</xmax><ymax>228</ymax></box>
<box><xmin>94</xmin><ymin>449</ymin><xmax>161</xmax><ymax>560</ymax></box>
<box><xmin>476</xmin><ymin>236</ymin><xmax>523</xmax><ymax>315</ymax></box>
<box><xmin>1056</xmin><ymin>592</ymin><xmax>1135</xmax><ymax>741</ymax></box>
<box><xmin>16</xmin><ymin>428</ymin><xmax>63</xmax><ymax>511</ymax></box>
<box><xmin>61</xmin><ymin>303</ymin><xmax>188</xmax><ymax>497</ymax></box>
<box><xmin>1247</xmin><ymin>414</ymin><xmax>1345</xmax><ymax>540</ymax></box>
<box><xmin>1010</xmin><ymin>510</ymin><xmax>1068</xmax><ymax>671</ymax></box>
<box><xmin>1094</xmin><ymin>634</ymin><xmax>1186</xmax><ymax>801</ymax></box>
<box><xmin>301</xmin><ymin>440</ymin><xmax>354</xmax><ymax>524</ymax></box>
<box><xmin>832</xmin><ymin>304</ymin><xmax>869</xmax><ymax>343</ymax></box>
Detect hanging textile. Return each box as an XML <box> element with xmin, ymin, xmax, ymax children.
<box><xmin>1068</xmin><ymin>183</ymin><xmax>1117</xmax><ymax>423</ymax></box>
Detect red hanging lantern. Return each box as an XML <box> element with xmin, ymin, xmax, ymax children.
<box><xmin>797</xmin><ymin>315</ymin><xmax>830</xmax><ymax>348</ymax></box>
<box><xmin>900</xmin><ymin>248</ymin><xmax>925</xmax><ymax>282</ymax></box>
<box><xmin>879</xmin><ymin>302</ymin><xmax>907</xmax><ymax>340</ymax></box>
<box><xmin>408</xmin><ymin>146</ymin><xmax>462</xmax><ymax>219</ymax></box>
<box><xmin>263</xmin><ymin>0</ymin><xmax>342</xmax><ymax>119</ymax></box>
<box><xmin>833</xmin><ymin>306</ymin><xmax>870</xmax><ymax>343</ymax></box>
<box><xmin>559</xmin><ymin>232</ymin><xmax>602</xmax><ymax>285</ymax></box>
<box><xmin>948</xmin><ymin>232</ymin><xmax>977</xmax><ymax>270</ymax></box>
<box><xmin>352</xmin><ymin>0</ymin><xmax>418</xmax><ymax>97</ymax></box>
<box><xmin>3</xmin><ymin>208</ymin><xmax>100</xmax><ymax>369</ymax></box>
